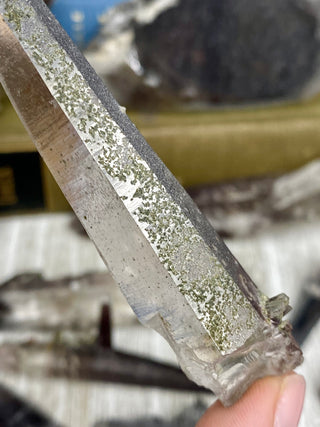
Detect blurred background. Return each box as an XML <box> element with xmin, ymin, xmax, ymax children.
<box><xmin>1</xmin><ymin>0</ymin><xmax>320</xmax><ymax>425</ymax></box>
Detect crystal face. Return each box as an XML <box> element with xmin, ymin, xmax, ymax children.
<box><xmin>0</xmin><ymin>0</ymin><xmax>303</xmax><ymax>406</ymax></box>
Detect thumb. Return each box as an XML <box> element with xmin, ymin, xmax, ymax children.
<box><xmin>196</xmin><ymin>373</ymin><xmax>305</xmax><ymax>427</ymax></box>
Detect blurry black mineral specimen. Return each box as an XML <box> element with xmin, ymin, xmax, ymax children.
<box><xmin>134</xmin><ymin>0</ymin><xmax>319</xmax><ymax>104</ymax></box>
<box><xmin>87</xmin><ymin>0</ymin><xmax>320</xmax><ymax>107</ymax></box>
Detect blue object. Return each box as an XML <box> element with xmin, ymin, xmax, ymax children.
<box><xmin>51</xmin><ymin>0</ymin><xmax>125</xmax><ymax>48</ymax></box>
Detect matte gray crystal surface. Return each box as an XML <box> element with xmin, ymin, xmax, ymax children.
<box><xmin>0</xmin><ymin>0</ymin><xmax>303</xmax><ymax>406</ymax></box>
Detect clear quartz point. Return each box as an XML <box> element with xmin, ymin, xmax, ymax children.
<box><xmin>0</xmin><ymin>0</ymin><xmax>303</xmax><ymax>406</ymax></box>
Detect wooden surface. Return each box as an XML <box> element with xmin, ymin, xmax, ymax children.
<box><xmin>0</xmin><ymin>98</ymin><xmax>33</xmax><ymax>153</ymax></box>
<box><xmin>0</xmin><ymin>213</ymin><xmax>319</xmax><ymax>426</ymax></box>
<box><xmin>131</xmin><ymin>96</ymin><xmax>320</xmax><ymax>186</ymax></box>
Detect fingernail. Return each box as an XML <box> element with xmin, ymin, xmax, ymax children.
<box><xmin>274</xmin><ymin>374</ymin><xmax>306</xmax><ymax>427</ymax></box>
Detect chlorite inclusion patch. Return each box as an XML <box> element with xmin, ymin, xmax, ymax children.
<box><xmin>2</xmin><ymin>0</ymin><xmax>260</xmax><ymax>355</ymax></box>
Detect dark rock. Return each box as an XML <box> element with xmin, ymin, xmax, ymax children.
<box><xmin>86</xmin><ymin>0</ymin><xmax>320</xmax><ymax>108</ymax></box>
<box><xmin>0</xmin><ymin>384</ymin><xmax>60</xmax><ymax>427</ymax></box>
<box><xmin>134</xmin><ymin>0</ymin><xmax>320</xmax><ymax>104</ymax></box>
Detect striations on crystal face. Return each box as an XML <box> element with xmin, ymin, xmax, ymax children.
<box><xmin>0</xmin><ymin>0</ymin><xmax>303</xmax><ymax>406</ymax></box>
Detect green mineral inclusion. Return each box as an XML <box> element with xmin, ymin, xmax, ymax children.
<box><xmin>4</xmin><ymin>0</ymin><xmax>28</xmax><ymax>32</ymax></box>
<box><xmin>3</xmin><ymin>0</ymin><xmax>260</xmax><ymax>354</ymax></box>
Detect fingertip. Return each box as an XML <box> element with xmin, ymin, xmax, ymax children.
<box><xmin>274</xmin><ymin>374</ymin><xmax>305</xmax><ymax>427</ymax></box>
<box><xmin>196</xmin><ymin>374</ymin><xmax>305</xmax><ymax>427</ymax></box>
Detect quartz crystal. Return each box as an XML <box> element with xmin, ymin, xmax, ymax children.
<box><xmin>0</xmin><ymin>0</ymin><xmax>303</xmax><ymax>406</ymax></box>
